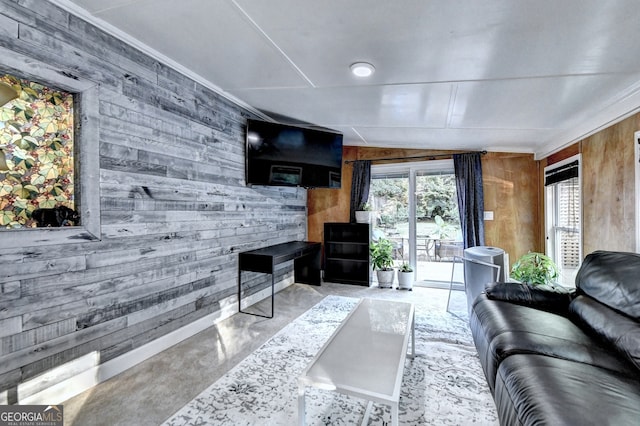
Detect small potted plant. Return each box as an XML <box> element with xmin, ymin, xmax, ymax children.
<box><xmin>510</xmin><ymin>252</ymin><xmax>559</xmax><ymax>286</ymax></box>
<box><xmin>397</xmin><ymin>262</ymin><xmax>414</xmax><ymax>291</ymax></box>
<box><xmin>355</xmin><ymin>202</ymin><xmax>373</xmax><ymax>224</ymax></box>
<box><xmin>370</xmin><ymin>237</ymin><xmax>395</xmax><ymax>288</ymax></box>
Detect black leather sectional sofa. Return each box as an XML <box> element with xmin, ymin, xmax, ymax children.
<box><xmin>469</xmin><ymin>250</ymin><xmax>640</xmax><ymax>425</ymax></box>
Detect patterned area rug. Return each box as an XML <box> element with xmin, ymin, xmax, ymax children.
<box><xmin>163</xmin><ymin>295</ymin><xmax>498</xmax><ymax>425</ymax></box>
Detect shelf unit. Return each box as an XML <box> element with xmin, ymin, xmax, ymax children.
<box><xmin>323</xmin><ymin>222</ymin><xmax>370</xmax><ymax>286</ymax></box>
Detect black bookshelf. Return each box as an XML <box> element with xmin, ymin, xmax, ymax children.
<box><xmin>324</xmin><ymin>222</ymin><xmax>370</xmax><ymax>286</ymax></box>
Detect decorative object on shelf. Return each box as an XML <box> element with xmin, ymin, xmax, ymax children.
<box><xmin>355</xmin><ymin>202</ymin><xmax>373</xmax><ymax>224</ymax></box>
<box><xmin>31</xmin><ymin>205</ymin><xmax>80</xmax><ymax>227</ymax></box>
<box><xmin>398</xmin><ymin>262</ymin><xmax>414</xmax><ymax>291</ymax></box>
<box><xmin>370</xmin><ymin>237</ymin><xmax>395</xmax><ymax>288</ymax></box>
<box><xmin>510</xmin><ymin>252</ymin><xmax>559</xmax><ymax>286</ymax></box>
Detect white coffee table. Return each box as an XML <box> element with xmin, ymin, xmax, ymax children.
<box><xmin>298</xmin><ymin>298</ymin><xmax>415</xmax><ymax>426</ymax></box>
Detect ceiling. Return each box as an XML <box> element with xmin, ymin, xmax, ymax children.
<box><xmin>57</xmin><ymin>0</ymin><xmax>640</xmax><ymax>158</ymax></box>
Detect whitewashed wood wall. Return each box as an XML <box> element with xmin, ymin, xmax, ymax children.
<box><xmin>0</xmin><ymin>0</ymin><xmax>307</xmax><ymax>402</ymax></box>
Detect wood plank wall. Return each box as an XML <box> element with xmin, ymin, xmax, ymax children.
<box><xmin>308</xmin><ymin>147</ymin><xmax>541</xmax><ymax>269</ymax></box>
<box><xmin>482</xmin><ymin>152</ymin><xmax>540</xmax><ymax>262</ymax></box>
<box><xmin>581</xmin><ymin>113</ymin><xmax>638</xmax><ymax>254</ymax></box>
<box><xmin>0</xmin><ymin>1</ymin><xmax>306</xmax><ymax>401</ymax></box>
<box><xmin>539</xmin><ymin>113</ymin><xmax>640</xmax><ymax>256</ymax></box>
<box><xmin>311</xmin><ymin>117</ymin><xmax>640</xmax><ymax>273</ymax></box>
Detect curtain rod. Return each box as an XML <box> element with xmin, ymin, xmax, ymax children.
<box><xmin>344</xmin><ymin>150</ymin><xmax>487</xmax><ymax>164</ymax></box>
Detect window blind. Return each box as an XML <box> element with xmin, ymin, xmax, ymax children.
<box><xmin>545</xmin><ymin>160</ymin><xmax>579</xmax><ymax>186</ymax></box>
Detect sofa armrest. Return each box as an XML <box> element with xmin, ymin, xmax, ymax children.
<box><xmin>485</xmin><ymin>282</ymin><xmax>576</xmax><ymax>314</ymax></box>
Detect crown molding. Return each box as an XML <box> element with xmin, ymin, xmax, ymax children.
<box><xmin>535</xmin><ymin>79</ymin><xmax>640</xmax><ymax>160</ymax></box>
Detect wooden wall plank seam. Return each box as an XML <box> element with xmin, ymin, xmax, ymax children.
<box><xmin>0</xmin><ymin>0</ymin><xmax>306</xmax><ymax>399</ymax></box>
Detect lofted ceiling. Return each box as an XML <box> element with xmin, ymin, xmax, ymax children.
<box><xmin>57</xmin><ymin>0</ymin><xmax>640</xmax><ymax>158</ymax></box>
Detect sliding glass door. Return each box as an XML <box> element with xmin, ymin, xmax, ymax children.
<box><xmin>415</xmin><ymin>167</ymin><xmax>461</xmax><ymax>283</ymax></box>
<box><xmin>370</xmin><ymin>160</ymin><xmax>462</xmax><ymax>285</ymax></box>
<box><xmin>369</xmin><ymin>168</ymin><xmax>410</xmax><ymax>267</ymax></box>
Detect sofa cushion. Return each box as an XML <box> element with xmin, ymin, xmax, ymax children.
<box><xmin>576</xmin><ymin>251</ymin><xmax>640</xmax><ymax>320</ymax></box>
<box><xmin>495</xmin><ymin>354</ymin><xmax>640</xmax><ymax>426</ymax></box>
<box><xmin>570</xmin><ymin>294</ymin><xmax>640</xmax><ymax>371</ymax></box>
<box><xmin>485</xmin><ymin>281</ymin><xmax>575</xmax><ymax>314</ymax></box>
<box><xmin>470</xmin><ymin>294</ymin><xmax>635</xmax><ymax>393</ymax></box>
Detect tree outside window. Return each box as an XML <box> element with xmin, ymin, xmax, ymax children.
<box><xmin>0</xmin><ymin>73</ymin><xmax>76</xmax><ymax>228</ymax></box>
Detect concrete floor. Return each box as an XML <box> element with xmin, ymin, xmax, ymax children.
<box><xmin>62</xmin><ymin>281</ymin><xmax>466</xmax><ymax>426</ymax></box>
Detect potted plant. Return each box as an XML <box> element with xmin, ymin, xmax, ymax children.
<box><xmin>355</xmin><ymin>202</ymin><xmax>373</xmax><ymax>224</ymax></box>
<box><xmin>397</xmin><ymin>262</ymin><xmax>414</xmax><ymax>290</ymax></box>
<box><xmin>510</xmin><ymin>252</ymin><xmax>559</xmax><ymax>286</ymax></box>
<box><xmin>370</xmin><ymin>237</ymin><xmax>395</xmax><ymax>288</ymax></box>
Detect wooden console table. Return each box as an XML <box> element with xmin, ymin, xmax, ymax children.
<box><xmin>237</xmin><ymin>241</ymin><xmax>321</xmax><ymax>318</ymax></box>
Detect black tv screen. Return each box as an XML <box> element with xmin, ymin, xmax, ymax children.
<box><xmin>245</xmin><ymin>119</ymin><xmax>343</xmax><ymax>188</ymax></box>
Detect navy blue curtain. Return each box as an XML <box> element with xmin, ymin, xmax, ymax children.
<box><xmin>453</xmin><ymin>153</ymin><xmax>485</xmax><ymax>248</ymax></box>
<box><xmin>349</xmin><ymin>160</ymin><xmax>371</xmax><ymax>223</ymax></box>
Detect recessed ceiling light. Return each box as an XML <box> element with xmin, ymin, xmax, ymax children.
<box><xmin>350</xmin><ymin>62</ymin><xmax>375</xmax><ymax>78</ymax></box>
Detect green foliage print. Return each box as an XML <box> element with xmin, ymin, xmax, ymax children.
<box><xmin>0</xmin><ymin>74</ymin><xmax>75</xmax><ymax>228</ymax></box>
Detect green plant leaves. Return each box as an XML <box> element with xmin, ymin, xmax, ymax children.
<box><xmin>0</xmin><ymin>184</ymin><xmax>12</xmax><ymax>196</ymax></box>
<box><xmin>17</xmin><ymin>135</ymin><xmax>38</xmax><ymax>150</ymax></box>
<box><xmin>38</xmin><ymin>119</ymin><xmax>58</xmax><ymax>134</ymax></box>
<box><xmin>0</xmin><ymin>73</ymin><xmax>75</xmax><ymax>228</ymax></box>
<box><xmin>511</xmin><ymin>252</ymin><xmax>559</xmax><ymax>286</ymax></box>
<box><xmin>13</xmin><ymin>104</ymin><xmax>35</xmax><ymax>122</ymax></box>
<box><xmin>370</xmin><ymin>237</ymin><xmax>395</xmax><ymax>270</ymax></box>
<box><xmin>12</xmin><ymin>183</ymin><xmax>38</xmax><ymax>199</ymax></box>
<box><xmin>30</xmin><ymin>174</ymin><xmax>45</xmax><ymax>185</ymax></box>
<box><xmin>0</xmin><ymin>210</ymin><xmax>15</xmax><ymax>226</ymax></box>
<box><xmin>39</xmin><ymin>163</ymin><xmax>59</xmax><ymax>180</ymax></box>
<box><xmin>0</xmin><ymin>107</ymin><xmax>13</xmax><ymax>121</ymax></box>
<box><xmin>38</xmin><ymin>199</ymin><xmax>56</xmax><ymax>208</ymax></box>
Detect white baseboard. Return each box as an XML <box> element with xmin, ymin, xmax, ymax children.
<box><xmin>17</xmin><ymin>280</ymin><xmax>292</xmax><ymax>406</ymax></box>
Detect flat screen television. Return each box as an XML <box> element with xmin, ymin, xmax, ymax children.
<box><xmin>245</xmin><ymin>119</ymin><xmax>343</xmax><ymax>188</ymax></box>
